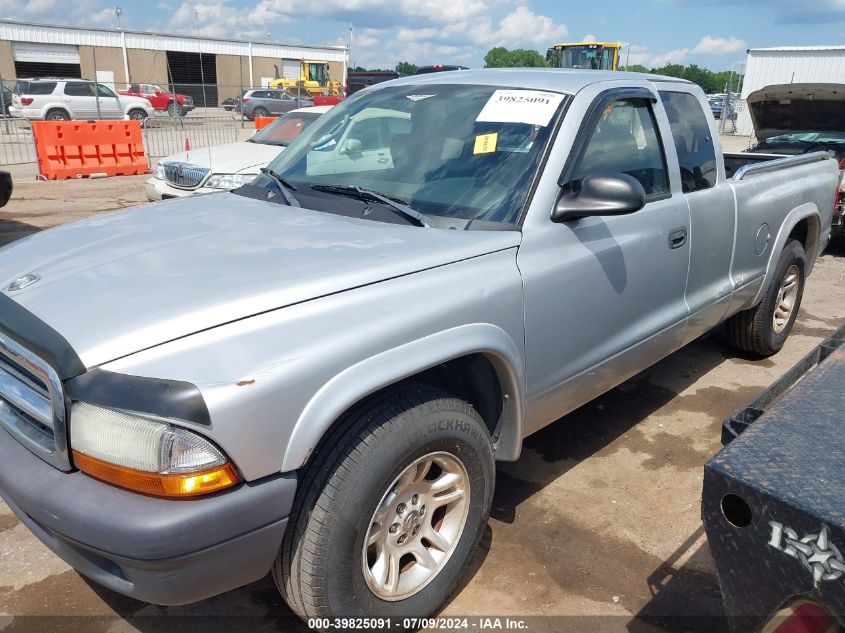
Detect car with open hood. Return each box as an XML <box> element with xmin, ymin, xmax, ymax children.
<box><xmin>745</xmin><ymin>83</ymin><xmax>845</xmax><ymax>236</ymax></box>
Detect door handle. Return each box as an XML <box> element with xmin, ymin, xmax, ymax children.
<box><xmin>669</xmin><ymin>226</ymin><xmax>688</xmax><ymax>249</ymax></box>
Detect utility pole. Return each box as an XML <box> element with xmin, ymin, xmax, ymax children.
<box><xmin>115</xmin><ymin>6</ymin><xmax>122</xmax><ymax>29</ymax></box>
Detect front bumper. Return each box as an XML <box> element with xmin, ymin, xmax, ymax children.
<box><xmin>145</xmin><ymin>177</ymin><xmax>219</xmax><ymax>201</ymax></box>
<box><xmin>0</xmin><ymin>425</ymin><xmax>296</xmax><ymax>605</ymax></box>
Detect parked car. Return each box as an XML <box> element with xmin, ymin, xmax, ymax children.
<box><xmin>347</xmin><ymin>71</ymin><xmax>400</xmax><ymax>95</ymax></box>
<box><xmin>119</xmin><ymin>83</ymin><xmax>194</xmax><ymax>116</ymax></box>
<box><xmin>0</xmin><ymin>84</ymin><xmax>13</xmax><ymax>115</ymax></box>
<box><xmin>237</xmin><ymin>88</ymin><xmax>313</xmax><ymax>120</ymax></box>
<box><xmin>744</xmin><ymin>83</ymin><xmax>845</xmax><ymax>237</ymax></box>
<box><xmin>8</xmin><ymin>78</ymin><xmax>154</xmax><ymax>121</ymax></box>
<box><xmin>145</xmin><ymin>105</ymin><xmax>331</xmax><ymax>201</ymax></box>
<box><xmin>0</xmin><ymin>70</ymin><xmax>838</xmax><ymax>625</ymax></box>
<box><xmin>0</xmin><ymin>170</ymin><xmax>10</xmax><ymax>207</ymax></box>
<box><xmin>221</xmin><ymin>96</ymin><xmax>238</xmax><ymax>111</ymax></box>
<box><xmin>708</xmin><ymin>95</ymin><xmax>733</xmax><ymax>120</ymax></box>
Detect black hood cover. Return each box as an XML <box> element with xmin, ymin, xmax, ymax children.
<box><xmin>747</xmin><ymin>83</ymin><xmax>845</xmax><ymax>140</ymax></box>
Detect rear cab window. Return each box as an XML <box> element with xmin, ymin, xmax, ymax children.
<box><xmin>659</xmin><ymin>91</ymin><xmax>718</xmax><ymax>193</ymax></box>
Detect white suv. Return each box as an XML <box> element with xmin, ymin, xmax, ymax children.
<box><xmin>10</xmin><ymin>78</ymin><xmax>154</xmax><ymax>122</ymax></box>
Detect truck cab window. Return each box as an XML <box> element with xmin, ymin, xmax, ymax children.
<box><xmin>572</xmin><ymin>98</ymin><xmax>669</xmax><ymax>198</ymax></box>
<box><xmin>659</xmin><ymin>91</ymin><xmax>718</xmax><ymax>193</ymax></box>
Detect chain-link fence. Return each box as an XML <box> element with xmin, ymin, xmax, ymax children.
<box><xmin>141</xmin><ymin>115</ymin><xmax>242</xmax><ymax>158</ymax></box>
<box><xmin>0</xmin><ymin>79</ymin><xmax>302</xmax><ymax>165</ymax></box>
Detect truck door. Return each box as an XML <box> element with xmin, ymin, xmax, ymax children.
<box><xmin>518</xmin><ymin>89</ymin><xmax>691</xmax><ymax>433</ymax></box>
<box><xmin>658</xmin><ymin>90</ymin><xmax>736</xmax><ymax>342</ymax></box>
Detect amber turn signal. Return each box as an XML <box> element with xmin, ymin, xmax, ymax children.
<box><xmin>73</xmin><ymin>451</ymin><xmax>239</xmax><ymax>498</ymax></box>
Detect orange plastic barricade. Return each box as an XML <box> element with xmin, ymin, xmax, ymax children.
<box><xmin>32</xmin><ymin>120</ymin><xmax>149</xmax><ymax>180</ymax></box>
<box><xmin>254</xmin><ymin>116</ymin><xmax>277</xmax><ymax>130</ymax></box>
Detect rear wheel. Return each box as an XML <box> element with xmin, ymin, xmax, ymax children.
<box><xmin>253</xmin><ymin>106</ymin><xmax>270</xmax><ymax>118</ymax></box>
<box><xmin>727</xmin><ymin>238</ymin><xmax>807</xmax><ymax>356</ymax></box>
<box><xmin>274</xmin><ymin>383</ymin><xmax>494</xmax><ymax>621</ymax></box>
<box><xmin>167</xmin><ymin>101</ymin><xmax>183</xmax><ymax>117</ymax></box>
<box><xmin>45</xmin><ymin>108</ymin><xmax>70</xmax><ymax>121</ymax></box>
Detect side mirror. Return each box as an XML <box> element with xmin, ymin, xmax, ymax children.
<box><xmin>339</xmin><ymin>138</ymin><xmax>362</xmax><ymax>155</ymax></box>
<box><xmin>154</xmin><ymin>88</ymin><xmax>163</xmax><ymax>95</ymax></box>
<box><xmin>0</xmin><ymin>171</ymin><xmax>12</xmax><ymax>208</ymax></box>
<box><xmin>552</xmin><ymin>173</ymin><xmax>646</xmax><ymax>223</ymax></box>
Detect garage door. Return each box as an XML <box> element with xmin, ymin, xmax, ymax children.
<box><xmin>12</xmin><ymin>42</ymin><xmax>82</xmax><ymax>79</ymax></box>
<box><xmin>12</xmin><ymin>42</ymin><xmax>80</xmax><ymax>64</ymax></box>
<box><xmin>165</xmin><ymin>50</ymin><xmax>218</xmax><ymax>107</ymax></box>
<box><xmin>283</xmin><ymin>59</ymin><xmax>300</xmax><ymax>80</ymax></box>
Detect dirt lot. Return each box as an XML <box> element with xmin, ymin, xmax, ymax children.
<box><xmin>0</xmin><ymin>158</ymin><xmax>843</xmax><ymax>632</ymax></box>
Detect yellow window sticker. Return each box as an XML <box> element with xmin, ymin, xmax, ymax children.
<box><xmin>474</xmin><ymin>133</ymin><xmax>498</xmax><ymax>155</ymax></box>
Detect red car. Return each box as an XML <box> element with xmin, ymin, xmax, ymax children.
<box><xmin>119</xmin><ymin>83</ymin><xmax>194</xmax><ymax>116</ymax></box>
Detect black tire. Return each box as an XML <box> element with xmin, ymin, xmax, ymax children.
<box><xmin>167</xmin><ymin>101</ymin><xmax>183</xmax><ymax>117</ymax></box>
<box><xmin>253</xmin><ymin>107</ymin><xmax>270</xmax><ymax>118</ymax></box>
<box><xmin>45</xmin><ymin>108</ymin><xmax>70</xmax><ymax>121</ymax></box>
<box><xmin>274</xmin><ymin>383</ymin><xmax>495</xmax><ymax>621</ymax></box>
<box><xmin>727</xmin><ymin>238</ymin><xmax>806</xmax><ymax>357</ymax></box>
<box><xmin>127</xmin><ymin>109</ymin><xmax>148</xmax><ymax>122</ymax></box>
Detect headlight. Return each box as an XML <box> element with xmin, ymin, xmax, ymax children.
<box><xmin>205</xmin><ymin>173</ymin><xmax>257</xmax><ymax>189</ymax></box>
<box><xmin>70</xmin><ymin>402</ymin><xmax>239</xmax><ymax>497</ymax></box>
<box><xmin>154</xmin><ymin>163</ymin><xmax>165</xmax><ymax>179</ymax></box>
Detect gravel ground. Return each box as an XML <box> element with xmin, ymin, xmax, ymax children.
<box><xmin>0</xmin><ymin>149</ymin><xmax>842</xmax><ymax>632</ymax></box>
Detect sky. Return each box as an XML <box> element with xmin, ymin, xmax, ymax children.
<box><xmin>1</xmin><ymin>0</ymin><xmax>843</xmax><ymax>71</ymax></box>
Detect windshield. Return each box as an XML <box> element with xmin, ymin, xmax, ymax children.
<box><xmin>557</xmin><ymin>46</ymin><xmax>608</xmax><ymax>70</ymax></box>
<box><xmin>764</xmin><ymin>132</ymin><xmax>845</xmax><ymax>145</ymax></box>
<box><xmin>251</xmin><ymin>111</ymin><xmax>321</xmax><ymax>146</ymax></box>
<box><xmin>254</xmin><ymin>84</ymin><xmax>566</xmax><ymax>226</ymax></box>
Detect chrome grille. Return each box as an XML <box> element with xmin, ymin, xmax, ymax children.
<box><xmin>0</xmin><ymin>332</ymin><xmax>70</xmax><ymax>471</ymax></box>
<box><xmin>162</xmin><ymin>162</ymin><xmax>209</xmax><ymax>189</ymax></box>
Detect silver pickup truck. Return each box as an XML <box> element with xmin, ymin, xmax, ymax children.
<box><xmin>0</xmin><ymin>70</ymin><xmax>838</xmax><ymax>622</ymax></box>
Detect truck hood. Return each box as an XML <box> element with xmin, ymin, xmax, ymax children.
<box><xmin>748</xmin><ymin>83</ymin><xmax>845</xmax><ymax>140</ymax></box>
<box><xmin>162</xmin><ymin>141</ymin><xmax>283</xmax><ymax>175</ymax></box>
<box><xmin>0</xmin><ymin>194</ymin><xmax>520</xmax><ymax>369</ymax></box>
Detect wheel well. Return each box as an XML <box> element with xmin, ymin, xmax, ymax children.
<box><xmin>787</xmin><ymin>215</ymin><xmax>821</xmax><ymax>257</ymax></box>
<box><xmin>789</xmin><ymin>219</ymin><xmax>809</xmax><ymax>252</ymax></box>
<box><xmin>45</xmin><ymin>107</ymin><xmax>68</xmax><ymax>118</ymax></box>
<box><xmin>302</xmin><ymin>354</ymin><xmax>507</xmax><ymax>470</ymax></box>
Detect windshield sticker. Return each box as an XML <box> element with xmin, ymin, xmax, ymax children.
<box><xmin>473</xmin><ymin>133</ymin><xmax>498</xmax><ymax>155</ymax></box>
<box><xmin>406</xmin><ymin>94</ymin><xmax>436</xmax><ymax>102</ymax></box>
<box><xmin>476</xmin><ymin>90</ymin><xmax>564</xmax><ymax>127</ymax></box>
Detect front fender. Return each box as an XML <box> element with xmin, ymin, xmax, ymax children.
<box><xmin>281</xmin><ymin>323</ymin><xmax>525</xmax><ymax>471</ymax></box>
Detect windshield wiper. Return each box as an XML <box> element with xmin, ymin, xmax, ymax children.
<box><xmin>260</xmin><ymin>167</ymin><xmax>300</xmax><ymax>207</ymax></box>
<box><xmin>310</xmin><ymin>184</ymin><xmax>431</xmax><ymax>227</ymax></box>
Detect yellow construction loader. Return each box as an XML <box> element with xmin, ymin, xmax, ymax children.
<box><xmin>268</xmin><ymin>61</ymin><xmax>343</xmax><ymax>97</ymax></box>
<box><xmin>546</xmin><ymin>42</ymin><xmax>624</xmax><ymax>71</ymax></box>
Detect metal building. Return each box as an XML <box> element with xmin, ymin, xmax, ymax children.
<box><xmin>737</xmin><ymin>45</ymin><xmax>845</xmax><ymax>136</ymax></box>
<box><xmin>0</xmin><ymin>19</ymin><xmax>348</xmax><ymax>106</ymax></box>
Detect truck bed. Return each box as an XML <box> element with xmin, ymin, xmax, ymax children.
<box><xmin>724</xmin><ymin>151</ymin><xmax>830</xmax><ymax>180</ymax></box>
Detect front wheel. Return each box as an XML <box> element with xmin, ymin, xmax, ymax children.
<box><xmin>274</xmin><ymin>383</ymin><xmax>495</xmax><ymax>621</ymax></box>
<box><xmin>127</xmin><ymin>109</ymin><xmax>148</xmax><ymax>123</ymax></box>
<box><xmin>167</xmin><ymin>102</ymin><xmax>183</xmax><ymax>117</ymax></box>
<box><xmin>727</xmin><ymin>238</ymin><xmax>807</xmax><ymax>356</ymax></box>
